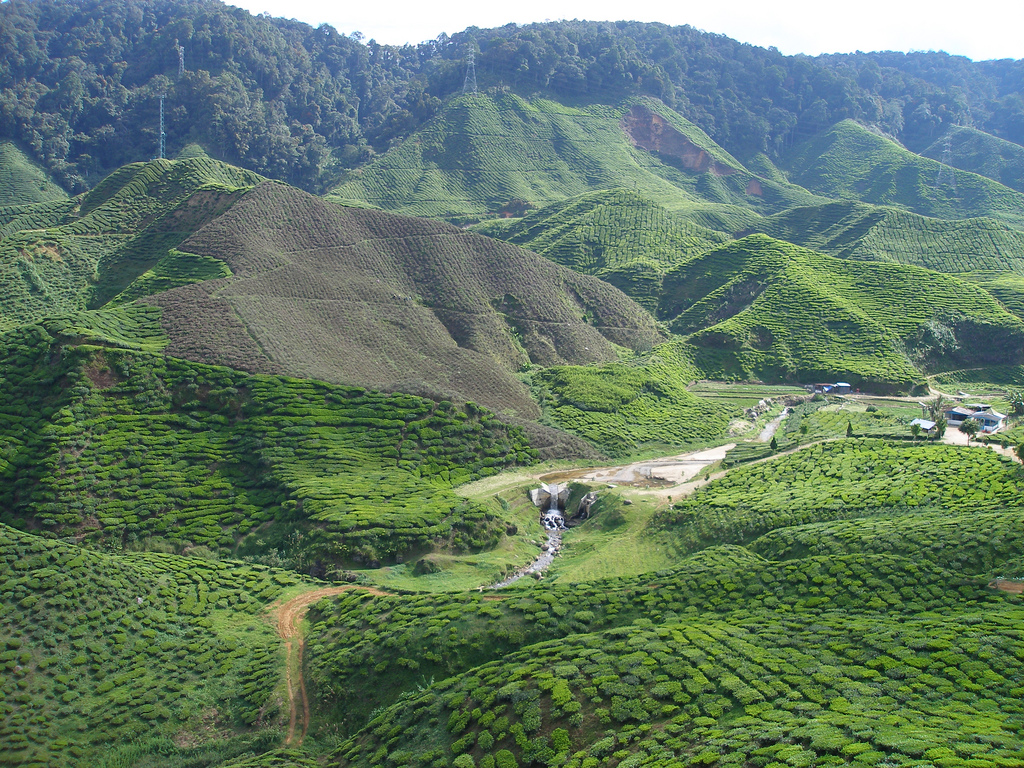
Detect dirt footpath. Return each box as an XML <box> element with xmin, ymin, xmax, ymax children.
<box><xmin>271</xmin><ymin>585</ymin><xmax>390</xmax><ymax>747</ymax></box>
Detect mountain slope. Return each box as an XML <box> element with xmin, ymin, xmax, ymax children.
<box><xmin>784</xmin><ymin>120</ymin><xmax>1024</xmax><ymax>230</ymax></box>
<box><xmin>328</xmin><ymin>93</ymin><xmax>823</xmax><ymax>223</ymax></box>
<box><xmin>0</xmin><ymin>142</ymin><xmax>68</xmax><ymax>206</ymax></box>
<box><xmin>477</xmin><ymin>189</ymin><xmax>730</xmax><ymax>311</ymax></box>
<box><xmin>0</xmin><ymin>157</ymin><xmax>262</xmax><ymax>331</ymax></box>
<box><xmin>750</xmin><ymin>200</ymin><xmax>1024</xmax><ymax>274</ymax></box>
<box><xmin>660</xmin><ymin>234</ymin><xmax>1024</xmax><ymax>389</ymax></box>
<box><xmin>0</xmin><ymin>322</ymin><xmax>533</xmax><ymax>563</ymax></box>
<box><xmin>921</xmin><ymin>125</ymin><xmax>1024</xmax><ymax>193</ymax></box>
<box><xmin>147</xmin><ymin>180</ymin><xmax>661</xmax><ymax>418</ymax></box>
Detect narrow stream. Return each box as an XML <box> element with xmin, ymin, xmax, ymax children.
<box><xmin>487</xmin><ymin>529</ymin><xmax>561</xmax><ymax>589</ymax></box>
<box><xmin>487</xmin><ymin>483</ymin><xmax>566</xmax><ymax>589</ymax></box>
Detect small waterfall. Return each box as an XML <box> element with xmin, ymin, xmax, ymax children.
<box><xmin>540</xmin><ymin>482</ymin><xmax>565</xmax><ymax>531</ymax></box>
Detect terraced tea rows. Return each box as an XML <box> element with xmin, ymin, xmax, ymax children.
<box><xmin>784</xmin><ymin>121</ymin><xmax>1024</xmax><ymax>229</ymax></box>
<box><xmin>534</xmin><ymin>343</ymin><xmax>729</xmax><ymax>457</ymax></box>
<box><xmin>305</xmin><ymin>550</ymin><xmax>974</xmax><ymax>731</ymax></box>
<box><xmin>329</xmin><ymin>93</ymin><xmax>819</xmax><ymax>223</ymax></box>
<box><xmin>0</xmin><ymin>523</ymin><xmax>300</xmax><ymax>767</ymax></box>
<box><xmin>660</xmin><ymin>235</ymin><xmax>1024</xmax><ymax>389</ymax></box>
<box><xmin>0</xmin><ymin>142</ymin><xmax>68</xmax><ymax>206</ymax></box>
<box><xmin>483</xmin><ymin>189</ymin><xmax>729</xmax><ymax>311</ymax></box>
<box><xmin>332</xmin><ymin>602</ymin><xmax>1024</xmax><ymax>768</ymax></box>
<box><xmin>754</xmin><ymin>201</ymin><xmax>1024</xmax><ymax>275</ymax></box>
<box><xmin>0</xmin><ymin>323</ymin><xmax>535</xmax><ymax>564</ymax></box>
<box><xmin>657</xmin><ymin>439</ymin><xmax>1024</xmax><ymax>558</ymax></box>
<box><xmin>0</xmin><ymin>157</ymin><xmax>261</xmax><ymax>331</ymax></box>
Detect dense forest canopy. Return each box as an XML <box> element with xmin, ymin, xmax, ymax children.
<box><xmin>1</xmin><ymin>0</ymin><xmax>1022</xmax><ymax>193</ymax></box>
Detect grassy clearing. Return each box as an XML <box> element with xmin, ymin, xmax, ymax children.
<box><xmin>546</xmin><ymin>492</ymin><xmax>678</xmax><ymax>582</ymax></box>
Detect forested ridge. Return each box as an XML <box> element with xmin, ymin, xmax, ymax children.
<box><xmin>1</xmin><ymin>0</ymin><xmax>1022</xmax><ymax>194</ymax></box>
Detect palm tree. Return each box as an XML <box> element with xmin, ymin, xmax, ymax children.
<box><xmin>927</xmin><ymin>393</ymin><xmax>948</xmax><ymax>422</ymax></box>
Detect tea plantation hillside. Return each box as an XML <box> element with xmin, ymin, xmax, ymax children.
<box><xmin>531</xmin><ymin>341</ymin><xmax>731</xmax><ymax>457</ymax></box>
<box><xmin>300</xmin><ymin>438</ymin><xmax>1024</xmax><ymax>765</ymax></box>
<box><xmin>0</xmin><ymin>142</ymin><xmax>68</xmax><ymax>206</ymax></box>
<box><xmin>751</xmin><ymin>201</ymin><xmax>1024</xmax><ymax>275</ymax></box>
<box><xmin>0</xmin><ymin>522</ymin><xmax>305</xmax><ymax>768</ymax></box>
<box><xmin>783</xmin><ymin>120</ymin><xmax>1024</xmax><ymax>230</ymax></box>
<box><xmin>474</xmin><ymin>189</ymin><xmax>730</xmax><ymax>312</ymax></box>
<box><xmin>0</xmin><ymin>157</ymin><xmax>262</xmax><ymax>331</ymax></box>
<box><xmin>0</xmin><ymin>322</ymin><xmax>535</xmax><ymax>566</ymax></box>
<box><xmin>921</xmin><ymin>126</ymin><xmax>1024</xmax><ymax>194</ymax></box>
<box><xmin>658</xmin><ymin>234</ymin><xmax>1024</xmax><ymax>389</ymax></box>
<box><xmin>148</xmin><ymin>180</ymin><xmax>661</xmax><ymax>419</ymax></box>
<box><xmin>328</xmin><ymin>93</ymin><xmax>823</xmax><ymax>223</ymax></box>
<box><xmin>327</xmin><ymin>596</ymin><xmax>1024</xmax><ymax>768</ymax></box>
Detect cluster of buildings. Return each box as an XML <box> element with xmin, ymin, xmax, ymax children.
<box><xmin>912</xmin><ymin>402</ymin><xmax>1007</xmax><ymax>434</ymax></box>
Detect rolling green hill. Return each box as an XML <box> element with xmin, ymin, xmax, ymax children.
<box><xmin>147</xmin><ymin>179</ymin><xmax>661</xmax><ymax>419</ymax></box>
<box><xmin>0</xmin><ymin>142</ymin><xmax>68</xmax><ymax>206</ymax></box>
<box><xmin>750</xmin><ymin>200</ymin><xmax>1024</xmax><ymax>274</ymax></box>
<box><xmin>328</xmin><ymin>93</ymin><xmax>823</xmax><ymax>223</ymax></box>
<box><xmin>921</xmin><ymin>125</ymin><xmax>1024</xmax><ymax>194</ymax></box>
<box><xmin>0</xmin><ymin>522</ymin><xmax>302</xmax><ymax>768</ymax></box>
<box><xmin>0</xmin><ymin>322</ymin><xmax>535</xmax><ymax>565</ymax></box>
<box><xmin>532</xmin><ymin>341</ymin><xmax>730</xmax><ymax>457</ymax></box>
<box><xmin>784</xmin><ymin>120</ymin><xmax>1024</xmax><ymax>230</ymax></box>
<box><xmin>475</xmin><ymin>189</ymin><xmax>730</xmax><ymax>312</ymax></box>
<box><xmin>659</xmin><ymin>234</ymin><xmax>1024</xmax><ymax>390</ymax></box>
<box><xmin>329</xmin><ymin>597</ymin><xmax>1024</xmax><ymax>768</ymax></box>
<box><xmin>0</xmin><ymin>157</ymin><xmax>262</xmax><ymax>332</ymax></box>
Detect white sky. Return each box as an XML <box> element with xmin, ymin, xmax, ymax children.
<box><xmin>230</xmin><ymin>0</ymin><xmax>1024</xmax><ymax>61</ymax></box>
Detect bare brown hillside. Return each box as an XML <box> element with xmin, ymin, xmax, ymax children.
<box><xmin>146</xmin><ymin>181</ymin><xmax>661</xmax><ymax>417</ymax></box>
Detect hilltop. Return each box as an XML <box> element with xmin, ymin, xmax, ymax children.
<box><xmin>2</xmin><ymin>2</ymin><xmax>1024</xmax><ymax>196</ymax></box>
<box><xmin>749</xmin><ymin>200</ymin><xmax>1024</xmax><ymax>275</ymax></box>
<box><xmin>921</xmin><ymin>125</ymin><xmax>1024</xmax><ymax>193</ymax></box>
<box><xmin>474</xmin><ymin>189</ymin><xmax>730</xmax><ymax>311</ymax></box>
<box><xmin>329</xmin><ymin>93</ymin><xmax>823</xmax><ymax>223</ymax></box>
<box><xmin>660</xmin><ymin>234</ymin><xmax>1024</xmax><ymax>390</ymax></box>
<box><xmin>0</xmin><ymin>157</ymin><xmax>262</xmax><ymax>332</ymax></box>
<box><xmin>147</xmin><ymin>179</ymin><xmax>661</xmax><ymax>418</ymax></box>
<box><xmin>783</xmin><ymin>120</ymin><xmax>1024</xmax><ymax>230</ymax></box>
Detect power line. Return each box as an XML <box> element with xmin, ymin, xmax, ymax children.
<box><xmin>463</xmin><ymin>49</ymin><xmax>477</xmax><ymax>95</ymax></box>
<box><xmin>158</xmin><ymin>94</ymin><xmax>166</xmax><ymax>160</ymax></box>
<box><xmin>175</xmin><ymin>39</ymin><xmax>185</xmax><ymax>78</ymax></box>
<box><xmin>935</xmin><ymin>133</ymin><xmax>957</xmax><ymax>196</ymax></box>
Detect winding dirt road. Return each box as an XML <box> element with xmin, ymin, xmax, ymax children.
<box><xmin>271</xmin><ymin>585</ymin><xmax>390</xmax><ymax>746</ymax></box>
